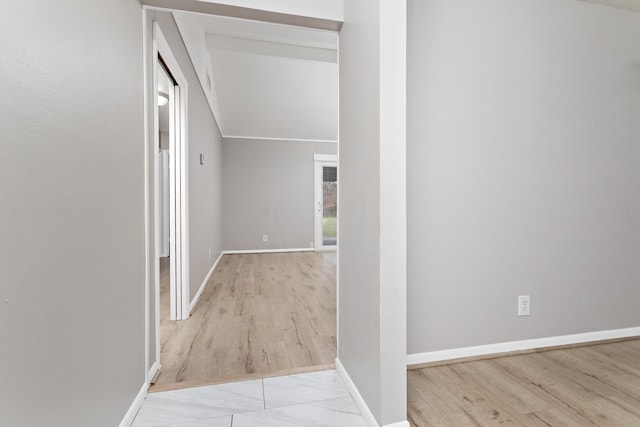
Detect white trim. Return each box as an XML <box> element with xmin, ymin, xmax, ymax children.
<box><xmin>336</xmin><ymin>358</ymin><xmax>410</xmax><ymax>427</ymax></box>
<box><xmin>222</xmin><ymin>248</ymin><xmax>315</xmax><ymax>255</ymax></box>
<box><xmin>335</xmin><ymin>30</ymin><xmax>340</xmax><ymax>364</ymax></box>
<box><xmin>314</xmin><ymin>153</ymin><xmax>338</xmax><ymax>162</ymax></box>
<box><xmin>148</xmin><ymin>360</ymin><xmax>161</xmax><ymax>385</ymax></box>
<box><xmin>118</xmin><ymin>383</ymin><xmax>147</xmax><ymax>427</ymax></box>
<box><xmin>224</xmin><ymin>135</ymin><xmax>337</xmax><ymax>144</ymax></box>
<box><xmin>336</xmin><ymin>358</ymin><xmax>378</xmax><ymax>427</ymax></box>
<box><xmin>315</xmin><ymin>247</ymin><xmax>337</xmax><ymax>252</ymax></box>
<box><xmin>406</xmin><ymin>327</ymin><xmax>640</xmax><ymax>366</ymax></box>
<box><xmin>142</xmin><ymin>8</ymin><xmax>152</xmax><ymax>391</ymax></box>
<box><xmin>179</xmin><ymin>81</ymin><xmax>190</xmax><ymax>320</ymax></box>
<box><xmin>189</xmin><ymin>252</ymin><xmax>224</xmax><ymax>313</ymax></box>
<box><xmin>153</xmin><ymin>21</ymin><xmax>191</xmax><ymax>321</ymax></box>
<box><xmin>378</xmin><ymin>0</ymin><xmax>408</xmax><ymax>422</ymax></box>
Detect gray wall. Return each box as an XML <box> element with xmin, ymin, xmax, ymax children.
<box><xmin>0</xmin><ymin>1</ymin><xmax>145</xmax><ymax>426</ymax></box>
<box><xmin>222</xmin><ymin>138</ymin><xmax>336</xmax><ymax>251</ymax></box>
<box><xmin>339</xmin><ymin>0</ymin><xmax>407</xmax><ymax>425</ymax></box>
<box><xmin>407</xmin><ymin>0</ymin><xmax>640</xmax><ymax>354</ymax></box>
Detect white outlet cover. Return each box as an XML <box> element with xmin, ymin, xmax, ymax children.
<box><xmin>518</xmin><ymin>295</ymin><xmax>531</xmax><ymax>316</ymax></box>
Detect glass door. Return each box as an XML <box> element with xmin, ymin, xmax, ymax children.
<box><xmin>314</xmin><ymin>154</ymin><xmax>338</xmax><ymax>250</ymax></box>
<box><xmin>321</xmin><ymin>166</ymin><xmax>337</xmax><ymax>246</ymax></box>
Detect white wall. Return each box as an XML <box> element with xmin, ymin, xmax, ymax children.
<box><xmin>0</xmin><ymin>1</ymin><xmax>145</xmax><ymax>426</ymax></box>
<box><xmin>172</xmin><ymin>12</ymin><xmax>223</xmax><ymax>133</ymax></box>
<box><xmin>407</xmin><ymin>0</ymin><xmax>640</xmax><ymax>354</ymax></box>
<box><xmin>339</xmin><ymin>0</ymin><xmax>407</xmax><ymax>425</ymax></box>
<box><xmin>222</xmin><ymin>139</ymin><xmax>336</xmax><ymax>251</ymax></box>
<box><xmin>209</xmin><ymin>49</ymin><xmax>338</xmax><ymax>141</ymax></box>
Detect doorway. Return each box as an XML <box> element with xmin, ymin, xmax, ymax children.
<box><xmin>145</xmin><ymin>9</ymin><xmax>339</xmax><ymax>390</ymax></box>
<box><xmin>152</xmin><ymin>20</ymin><xmax>190</xmax><ymax>379</ymax></box>
<box><xmin>314</xmin><ymin>154</ymin><xmax>338</xmax><ymax>251</ymax></box>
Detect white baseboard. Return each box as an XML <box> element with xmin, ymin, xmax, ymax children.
<box><xmin>148</xmin><ymin>360</ymin><xmax>161</xmax><ymax>384</ymax></box>
<box><xmin>119</xmin><ymin>382</ymin><xmax>147</xmax><ymax>427</ymax></box>
<box><xmin>223</xmin><ymin>248</ymin><xmax>314</xmax><ymax>255</ymax></box>
<box><xmin>407</xmin><ymin>326</ymin><xmax>640</xmax><ymax>366</ymax></box>
<box><xmin>189</xmin><ymin>252</ymin><xmax>224</xmax><ymax>313</ymax></box>
<box><xmin>336</xmin><ymin>358</ymin><xmax>410</xmax><ymax>427</ymax></box>
<box><xmin>336</xmin><ymin>358</ymin><xmax>379</xmax><ymax>427</ymax></box>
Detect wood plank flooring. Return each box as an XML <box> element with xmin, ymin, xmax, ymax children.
<box><xmin>408</xmin><ymin>339</ymin><xmax>640</xmax><ymax>426</ymax></box>
<box><xmin>152</xmin><ymin>251</ymin><xmax>336</xmax><ymax>390</ymax></box>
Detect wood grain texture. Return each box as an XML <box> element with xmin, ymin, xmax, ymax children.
<box><xmin>152</xmin><ymin>251</ymin><xmax>336</xmax><ymax>390</ymax></box>
<box><xmin>408</xmin><ymin>339</ymin><xmax>640</xmax><ymax>426</ymax></box>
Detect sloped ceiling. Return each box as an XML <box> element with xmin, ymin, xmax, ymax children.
<box><xmin>176</xmin><ymin>12</ymin><xmax>338</xmax><ymax>142</ymax></box>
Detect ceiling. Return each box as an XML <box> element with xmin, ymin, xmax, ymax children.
<box><xmin>158</xmin><ymin>63</ymin><xmax>172</xmax><ymax>134</ymax></box>
<box><xmin>174</xmin><ymin>12</ymin><xmax>338</xmax><ymax>142</ymax></box>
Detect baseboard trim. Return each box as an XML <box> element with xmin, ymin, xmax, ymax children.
<box><xmin>189</xmin><ymin>252</ymin><xmax>224</xmax><ymax>313</ymax></box>
<box><xmin>336</xmin><ymin>358</ymin><xmax>379</xmax><ymax>427</ymax></box>
<box><xmin>222</xmin><ymin>248</ymin><xmax>314</xmax><ymax>255</ymax></box>
<box><xmin>119</xmin><ymin>382</ymin><xmax>147</xmax><ymax>427</ymax></box>
<box><xmin>407</xmin><ymin>326</ymin><xmax>640</xmax><ymax>368</ymax></box>
<box><xmin>148</xmin><ymin>361</ymin><xmax>161</xmax><ymax>385</ymax></box>
<box><xmin>335</xmin><ymin>358</ymin><xmax>410</xmax><ymax>427</ymax></box>
<box><xmin>223</xmin><ymin>134</ymin><xmax>337</xmax><ymax>144</ymax></box>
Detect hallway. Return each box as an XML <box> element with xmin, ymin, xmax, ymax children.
<box><xmin>153</xmin><ymin>251</ymin><xmax>337</xmax><ymax>389</ymax></box>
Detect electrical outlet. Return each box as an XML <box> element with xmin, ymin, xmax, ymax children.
<box><xmin>262</xmin><ymin>234</ymin><xmax>268</xmax><ymax>242</ymax></box>
<box><xmin>309</xmin><ymin>241</ymin><xmax>314</xmax><ymax>248</ymax></box>
<box><xmin>518</xmin><ymin>295</ymin><xmax>531</xmax><ymax>316</ymax></box>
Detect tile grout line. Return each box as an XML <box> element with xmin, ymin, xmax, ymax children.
<box><xmin>262</xmin><ymin>378</ymin><xmax>266</xmax><ymax>410</ymax></box>
<box><xmin>265</xmin><ymin>393</ymin><xmax>353</xmax><ymax>411</ymax></box>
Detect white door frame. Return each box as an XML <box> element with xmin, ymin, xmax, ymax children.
<box><xmin>152</xmin><ymin>21</ymin><xmax>190</xmax><ymax>328</ymax></box>
<box><xmin>314</xmin><ymin>154</ymin><xmax>338</xmax><ymax>251</ymax></box>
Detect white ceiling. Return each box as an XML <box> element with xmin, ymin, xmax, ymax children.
<box><xmin>158</xmin><ymin>63</ymin><xmax>172</xmax><ymax>133</ymax></box>
<box><xmin>175</xmin><ymin>12</ymin><xmax>338</xmax><ymax>142</ymax></box>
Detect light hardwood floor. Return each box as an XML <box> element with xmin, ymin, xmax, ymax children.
<box><xmin>408</xmin><ymin>339</ymin><xmax>640</xmax><ymax>426</ymax></box>
<box><xmin>152</xmin><ymin>251</ymin><xmax>336</xmax><ymax>390</ymax></box>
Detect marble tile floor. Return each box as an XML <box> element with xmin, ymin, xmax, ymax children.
<box><xmin>132</xmin><ymin>369</ymin><xmax>368</xmax><ymax>427</ymax></box>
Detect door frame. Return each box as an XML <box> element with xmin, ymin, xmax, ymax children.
<box><xmin>153</xmin><ymin>21</ymin><xmax>190</xmax><ymax>323</ymax></box>
<box><xmin>152</xmin><ymin>21</ymin><xmax>191</xmax><ymax>365</ymax></box>
<box><xmin>314</xmin><ymin>154</ymin><xmax>338</xmax><ymax>251</ymax></box>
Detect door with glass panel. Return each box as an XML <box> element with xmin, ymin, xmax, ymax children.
<box><xmin>314</xmin><ymin>154</ymin><xmax>338</xmax><ymax>250</ymax></box>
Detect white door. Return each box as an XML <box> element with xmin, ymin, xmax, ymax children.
<box><xmin>159</xmin><ymin>150</ymin><xmax>170</xmax><ymax>257</ymax></box>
